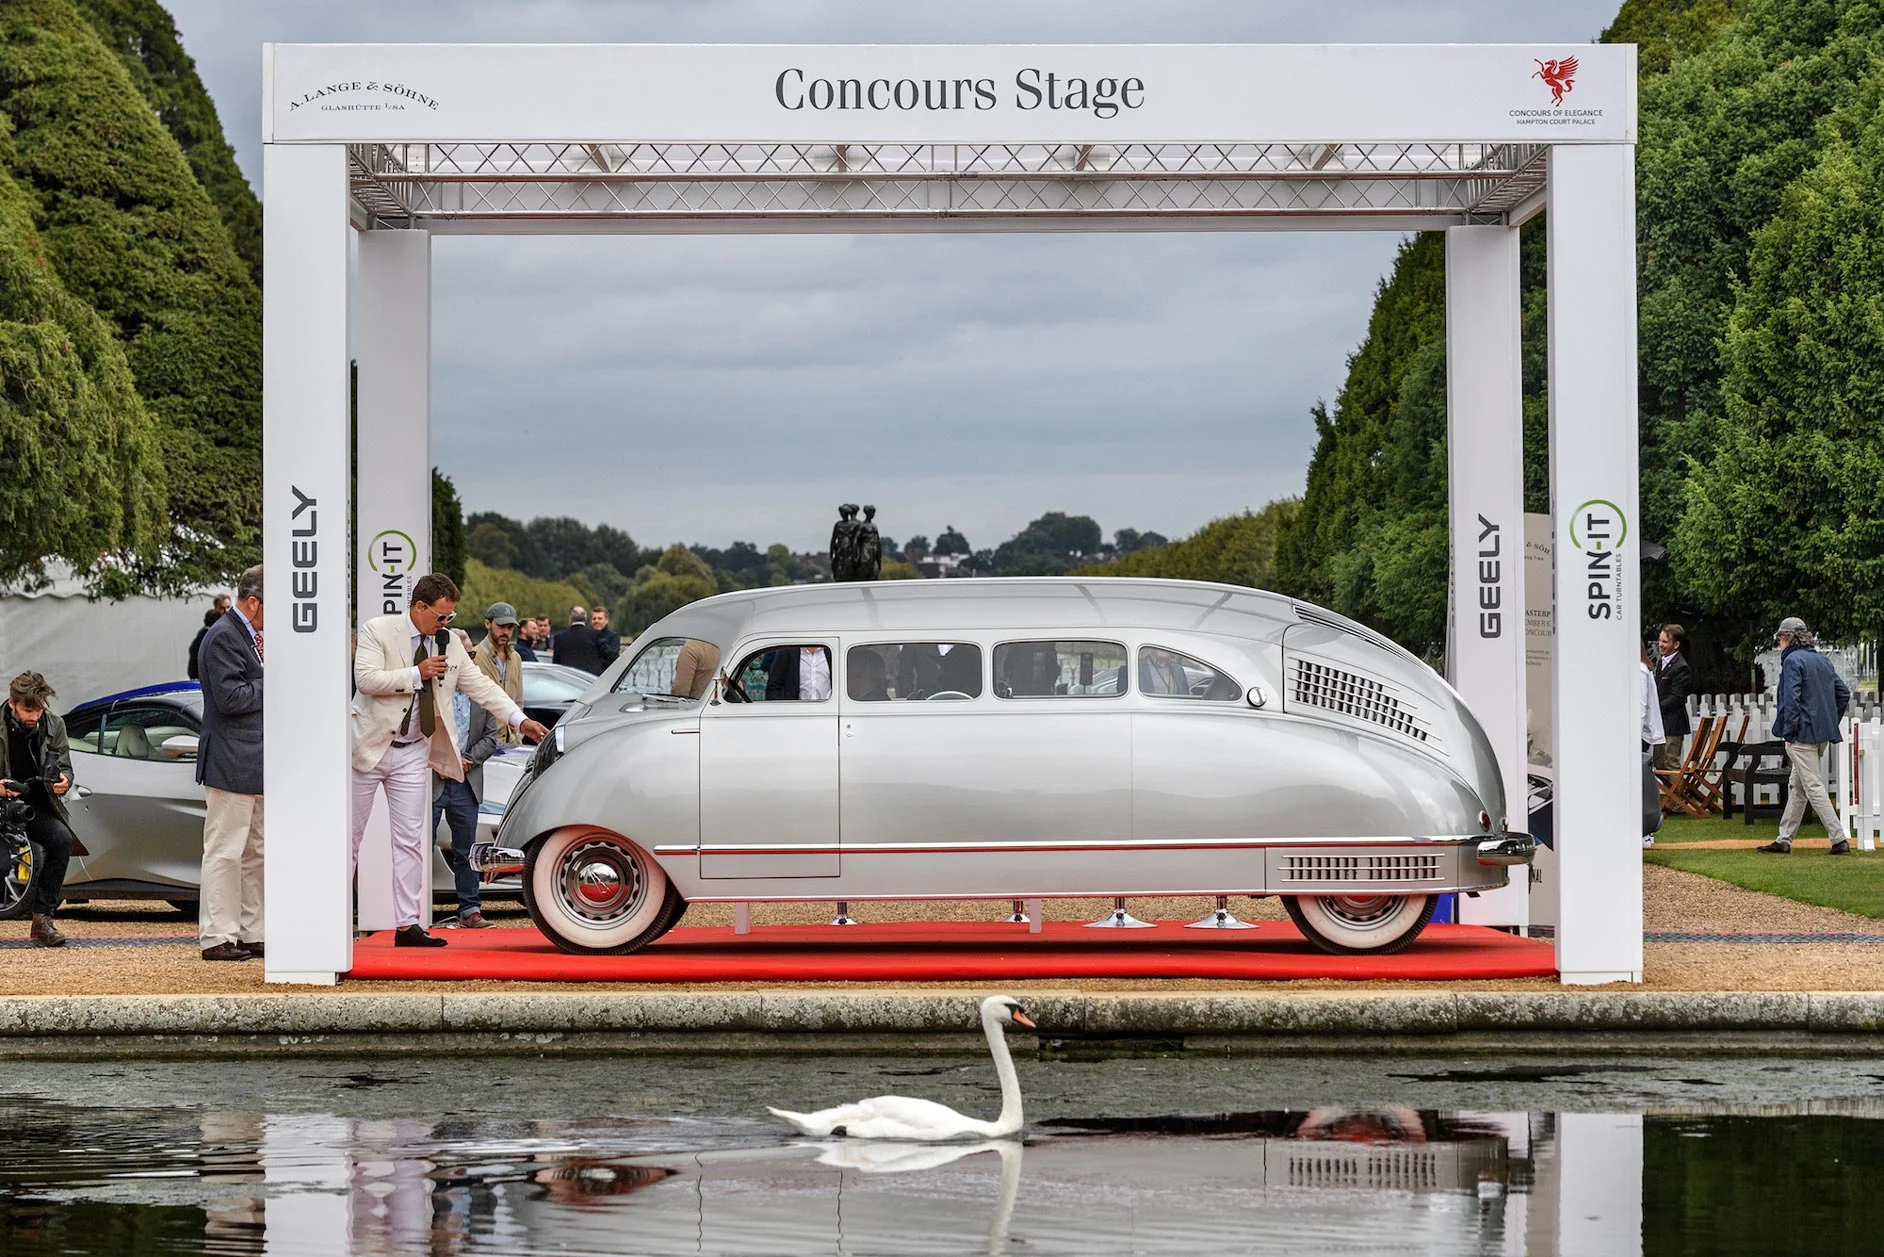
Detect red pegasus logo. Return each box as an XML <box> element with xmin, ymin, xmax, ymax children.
<box><xmin>1533</xmin><ymin>56</ymin><xmax>1578</xmax><ymax>107</ymax></box>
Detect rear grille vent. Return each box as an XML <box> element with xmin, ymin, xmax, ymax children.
<box><xmin>1285</xmin><ymin>1151</ymin><xmax>1442</xmax><ymax>1192</ymax></box>
<box><xmin>1280</xmin><ymin>854</ymin><xmax>1443</xmax><ymax>883</ymax></box>
<box><xmin>1292</xmin><ymin>659</ymin><xmax>1429</xmax><ymax>742</ymax></box>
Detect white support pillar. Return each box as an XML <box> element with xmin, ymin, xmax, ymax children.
<box><xmin>1555</xmin><ymin>1114</ymin><xmax>1643</xmax><ymax>1256</ymax></box>
<box><xmin>1546</xmin><ymin>144</ymin><xmax>1643</xmax><ymax>984</ymax></box>
<box><xmin>353</xmin><ymin>231</ymin><xmax>434</xmax><ymax>933</ymax></box>
<box><xmin>262</xmin><ymin>143</ymin><xmax>353</xmax><ymax>984</ymax></box>
<box><xmin>1445</xmin><ymin>223</ymin><xmax>1528</xmax><ymax>930</ymax></box>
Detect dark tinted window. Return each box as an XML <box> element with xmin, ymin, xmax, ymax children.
<box><xmin>847</xmin><ymin>643</ymin><xmax>983</xmax><ymax>701</ymax></box>
<box><xmin>993</xmin><ymin>640</ymin><xmax>1127</xmax><ymax>699</ymax></box>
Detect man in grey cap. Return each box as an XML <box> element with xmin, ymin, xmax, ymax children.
<box><xmin>1757</xmin><ymin>617</ymin><xmax>1853</xmax><ymax>854</ymax></box>
<box><xmin>473</xmin><ymin>602</ymin><xmax>528</xmax><ymax>746</ymax></box>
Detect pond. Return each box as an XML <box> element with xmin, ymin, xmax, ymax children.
<box><xmin>2</xmin><ymin>1052</ymin><xmax>1881</xmax><ymax>1256</ymax></box>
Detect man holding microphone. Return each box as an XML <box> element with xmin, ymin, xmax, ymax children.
<box><xmin>352</xmin><ymin>574</ymin><xmax>549</xmax><ymax>946</ymax></box>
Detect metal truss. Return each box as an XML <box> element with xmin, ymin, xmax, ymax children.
<box><xmin>348</xmin><ymin>141</ymin><xmax>1549</xmax><ymax>232</ymax></box>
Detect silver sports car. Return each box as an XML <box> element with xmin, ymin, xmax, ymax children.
<box><xmin>493</xmin><ymin>578</ymin><xmax>1533</xmax><ymax>958</ymax></box>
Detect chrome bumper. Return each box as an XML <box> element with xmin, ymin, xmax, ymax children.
<box><xmin>1475</xmin><ymin>832</ymin><xmax>1537</xmax><ymax>867</ymax></box>
<box><xmin>475</xmin><ymin>844</ymin><xmax>526</xmax><ymax>880</ymax></box>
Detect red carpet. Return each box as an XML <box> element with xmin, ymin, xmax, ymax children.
<box><xmin>344</xmin><ymin>920</ymin><xmax>1555</xmax><ymax>983</ymax></box>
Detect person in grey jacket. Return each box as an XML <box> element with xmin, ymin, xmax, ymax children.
<box><xmin>1757</xmin><ymin>616</ymin><xmax>1853</xmax><ymax>855</ymax></box>
<box><xmin>196</xmin><ymin>565</ymin><xmax>265</xmax><ymax>960</ymax></box>
<box><xmin>433</xmin><ymin>630</ymin><xmax>500</xmax><ymax>928</ymax></box>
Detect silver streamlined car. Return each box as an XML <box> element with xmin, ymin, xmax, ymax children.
<box><xmin>492</xmin><ymin>578</ymin><xmax>1533</xmax><ymax>957</ymax></box>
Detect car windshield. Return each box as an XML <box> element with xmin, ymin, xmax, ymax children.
<box><xmin>614</xmin><ymin>636</ymin><xmax>722</xmax><ymax>701</ymax></box>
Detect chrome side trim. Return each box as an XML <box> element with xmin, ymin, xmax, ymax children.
<box><xmin>651</xmin><ymin>835</ymin><xmax>1484</xmax><ymax>858</ymax></box>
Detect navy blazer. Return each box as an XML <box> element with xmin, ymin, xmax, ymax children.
<box><xmin>197</xmin><ymin>608</ymin><xmax>264</xmax><ymax>794</ymax></box>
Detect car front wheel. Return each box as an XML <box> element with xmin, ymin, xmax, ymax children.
<box><xmin>1283</xmin><ymin>893</ymin><xmax>1436</xmax><ymax>955</ymax></box>
<box><xmin>0</xmin><ymin>835</ymin><xmax>35</xmax><ymax>921</ymax></box>
<box><xmin>524</xmin><ymin>826</ymin><xmax>681</xmax><ymax>955</ymax></box>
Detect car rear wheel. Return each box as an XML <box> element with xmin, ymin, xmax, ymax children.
<box><xmin>0</xmin><ymin>837</ymin><xmax>35</xmax><ymax>921</ymax></box>
<box><xmin>524</xmin><ymin>826</ymin><xmax>682</xmax><ymax>955</ymax></box>
<box><xmin>1283</xmin><ymin>893</ymin><xmax>1436</xmax><ymax>955</ymax></box>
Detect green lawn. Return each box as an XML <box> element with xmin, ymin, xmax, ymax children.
<box><xmin>1652</xmin><ymin>814</ymin><xmax>1835</xmax><ymax>845</ymax></box>
<box><xmin>1644</xmin><ymin>846</ymin><xmax>1884</xmax><ymax>919</ymax></box>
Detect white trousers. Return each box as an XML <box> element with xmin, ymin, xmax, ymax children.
<box><xmin>200</xmin><ymin>787</ymin><xmax>264</xmax><ymax>947</ymax></box>
<box><xmin>350</xmin><ymin>740</ymin><xmax>431</xmax><ymax>928</ymax></box>
<box><xmin>1778</xmin><ymin>741</ymin><xmax>1843</xmax><ymax>841</ymax></box>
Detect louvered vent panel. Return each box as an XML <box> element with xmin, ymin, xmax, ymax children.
<box><xmin>1279</xmin><ymin>854</ymin><xmax>1442</xmax><ymax>883</ymax></box>
<box><xmin>1292</xmin><ymin>659</ymin><xmax>1429</xmax><ymax>742</ymax></box>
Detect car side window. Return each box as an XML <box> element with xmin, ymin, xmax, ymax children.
<box><xmin>103</xmin><ymin>704</ymin><xmax>201</xmax><ymax>761</ymax></box>
<box><xmin>1138</xmin><ymin>646</ymin><xmax>1241</xmax><ymax>700</ymax></box>
<box><xmin>993</xmin><ymin>640</ymin><xmax>1127</xmax><ymax>699</ymax></box>
<box><xmin>64</xmin><ymin>709</ymin><xmax>105</xmax><ymax>755</ymax></box>
<box><xmin>847</xmin><ymin>643</ymin><xmax>983</xmax><ymax>701</ymax></box>
<box><xmin>723</xmin><ymin>645</ymin><xmax>833</xmax><ymax>704</ymax></box>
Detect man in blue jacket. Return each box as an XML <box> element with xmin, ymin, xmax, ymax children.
<box><xmin>1757</xmin><ymin>617</ymin><xmax>1852</xmax><ymax>855</ymax></box>
<box><xmin>196</xmin><ymin>565</ymin><xmax>265</xmax><ymax>959</ymax></box>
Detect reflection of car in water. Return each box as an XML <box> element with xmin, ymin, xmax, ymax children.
<box><xmin>495</xmin><ymin>579</ymin><xmax>1535</xmax><ymax>957</ymax></box>
<box><xmin>38</xmin><ymin>682</ymin><xmax>524</xmax><ymax>911</ymax></box>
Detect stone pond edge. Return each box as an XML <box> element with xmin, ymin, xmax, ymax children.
<box><xmin>4</xmin><ymin>990</ymin><xmax>1884</xmax><ymax>1048</ymax></box>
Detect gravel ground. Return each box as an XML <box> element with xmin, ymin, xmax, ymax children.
<box><xmin>3</xmin><ymin>865</ymin><xmax>1881</xmax><ymax>997</ymax></box>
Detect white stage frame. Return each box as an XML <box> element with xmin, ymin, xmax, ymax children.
<box><xmin>261</xmin><ymin>43</ymin><xmax>1641</xmax><ymax>984</ymax></box>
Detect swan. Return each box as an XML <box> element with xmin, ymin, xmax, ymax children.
<box><xmin>767</xmin><ymin>995</ymin><xmax>1034</xmax><ymax>1140</ymax></box>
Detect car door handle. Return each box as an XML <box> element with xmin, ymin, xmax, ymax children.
<box><xmin>70</xmin><ymin>785</ymin><xmax>92</xmax><ymax>799</ymax></box>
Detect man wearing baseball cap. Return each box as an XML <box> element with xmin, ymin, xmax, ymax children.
<box><xmin>1756</xmin><ymin>617</ymin><xmax>1853</xmax><ymax>855</ymax></box>
<box><xmin>473</xmin><ymin>603</ymin><xmax>528</xmax><ymax>746</ymax></box>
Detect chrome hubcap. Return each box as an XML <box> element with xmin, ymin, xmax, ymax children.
<box><xmin>1320</xmin><ymin>895</ymin><xmax>1402</xmax><ymax>929</ymax></box>
<box><xmin>557</xmin><ymin>839</ymin><xmax>645</xmax><ymax>925</ymax></box>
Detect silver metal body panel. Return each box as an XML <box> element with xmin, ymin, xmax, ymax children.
<box><xmin>495</xmin><ymin>578</ymin><xmax>1523</xmax><ymax>902</ymax></box>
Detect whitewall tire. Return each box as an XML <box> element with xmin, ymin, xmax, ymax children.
<box><xmin>525</xmin><ymin>826</ymin><xmax>680</xmax><ymax>955</ymax></box>
<box><xmin>1283</xmin><ymin>893</ymin><xmax>1436</xmax><ymax>956</ymax></box>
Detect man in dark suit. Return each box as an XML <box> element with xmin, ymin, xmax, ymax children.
<box><xmin>552</xmin><ymin>604</ymin><xmax>607</xmax><ymax>675</ymax></box>
<box><xmin>1653</xmin><ymin>623</ymin><xmax>1694</xmax><ymax>772</ymax></box>
<box><xmin>434</xmin><ymin>631</ymin><xmax>501</xmax><ymax>928</ymax></box>
<box><xmin>895</xmin><ymin>643</ymin><xmax>981</xmax><ymax>699</ymax></box>
<box><xmin>186</xmin><ymin>595</ymin><xmax>229</xmax><ymax>680</ymax></box>
<box><xmin>196</xmin><ymin>565</ymin><xmax>265</xmax><ymax>962</ymax></box>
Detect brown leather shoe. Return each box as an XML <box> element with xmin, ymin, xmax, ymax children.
<box><xmin>1755</xmin><ymin>839</ymin><xmax>1792</xmax><ymax>854</ymax></box>
<box><xmin>29</xmin><ymin>915</ymin><xmax>67</xmax><ymax>948</ymax></box>
<box><xmin>201</xmin><ymin>942</ymin><xmax>253</xmax><ymax>961</ymax></box>
<box><xmin>241</xmin><ymin>941</ymin><xmax>265</xmax><ymax>957</ymax></box>
<box><xmin>456</xmin><ymin>911</ymin><xmax>492</xmax><ymax>929</ymax></box>
<box><xmin>1829</xmin><ymin>840</ymin><xmax>1852</xmax><ymax>856</ymax></box>
<box><xmin>393</xmin><ymin>925</ymin><xmax>447</xmax><ymax>948</ymax></box>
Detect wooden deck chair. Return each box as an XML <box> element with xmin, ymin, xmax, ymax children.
<box><xmin>1686</xmin><ymin>711</ymin><xmax>1748</xmax><ymax>817</ymax></box>
<box><xmin>1655</xmin><ymin>714</ymin><xmax>1717</xmax><ymax>816</ymax></box>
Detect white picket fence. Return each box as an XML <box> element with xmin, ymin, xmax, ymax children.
<box><xmin>1835</xmin><ymin>717</ymin><xmax>1883</xmax><ymax>851</ymax></box>
<box><xmin>1666</xmin><ymin>694</ymin><xmax>1884</xmax><ymax>822</ymax></box>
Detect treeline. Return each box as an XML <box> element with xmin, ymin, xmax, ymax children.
<box><xmin>1272</xmin><ymin>0</ymin><xmax>1884</xmax><ymax>685</ymax></box>
<box><xmin>453</xmin><ymin>507</ymin><xmax>1186</xmax><ymax>635</ymax></box>
<box><xmin>0</xmin><ymin>0</ymin><xmax>262</xmax><ymax>594</ymax></box>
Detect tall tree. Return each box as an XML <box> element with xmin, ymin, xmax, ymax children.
<box><xmin>0</xmin><ymin>156</ymin><xmax>164</xmax><ymax>585</ymax></box>
<box><xmin>431</xmin><ymin>467</ymin><xmax>466</xmax><ymax>590</ymax></box>
<box><xmin>69</xmin><ymin>0</ymin><xmax>262</xmax><ymax>285</ymax></box>
<box><xmin>0</xmin><ymin>0</ymin><xmax>261</xmax><ymax>592</ymax></box>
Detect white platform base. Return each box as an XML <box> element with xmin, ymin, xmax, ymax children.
<box><xmin>266</xmin><ymin>970</ymin><xmax>339</xmax><ymax>986</ymax></box>
<box><xmin>1559</xmin><ymin>970</ymin><xmax>1643</xmax><ymax>986</ymax></box>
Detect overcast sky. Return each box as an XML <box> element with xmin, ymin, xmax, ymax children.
<box><xmin>168</xmin><ymin>0</ymin><xmax>1622</xmax><ymax>554</ymax></box>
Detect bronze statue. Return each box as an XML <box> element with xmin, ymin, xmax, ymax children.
<box><xmin>858</xmin><ymin>505</ymin><xmax>882</xmax><ymax>581</ymax></box>
<box><xmin>829</xmin><ymin>503</ymin><xmax>862</xmax><ymax>581</ymax></box>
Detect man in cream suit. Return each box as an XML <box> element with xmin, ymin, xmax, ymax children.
<box><xmin>352</xmin><ymin>573</ymin><xmax>550</xmax><ymax>947</ymax></box>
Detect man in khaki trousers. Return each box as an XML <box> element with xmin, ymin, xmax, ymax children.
<box><xmin>195</xmin><ymin>565</ymin><xmax>266</xmax><ymax>961</ymax></box>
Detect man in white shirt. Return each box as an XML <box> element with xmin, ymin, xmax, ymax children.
<box><xmin>762</xmin><ymin>645</ymin><xmax>832</xmax><ymax>701</ymax></box>
<box><xmin>352</xmin><ymin>574</ymin><xmax>550</xmax><ymax>946</ymax></box>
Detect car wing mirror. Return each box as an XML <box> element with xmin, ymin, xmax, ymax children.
<box><xmin>1245</xmin><ymin>687</ymin><xmax>1267</xmax><ymax>709</ymax></box>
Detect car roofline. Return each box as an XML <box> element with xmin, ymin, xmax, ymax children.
<box><xmin>69</xmin><ymin>680</ymin><xmax>201</xmax><ymax>713</ymax></box>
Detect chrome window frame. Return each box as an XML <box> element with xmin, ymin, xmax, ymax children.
<box><xmin>1137</xmin><ymin>642</ymin><xmax>1242</xmax><ymax>703</ymax></box>
<box><xmin>990</xmin><ymin>638</ymin><xmax>1130</xmax><ymax>701</ymax></box>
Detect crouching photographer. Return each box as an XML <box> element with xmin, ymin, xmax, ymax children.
<box><xmin>1</xmin><ymin>672</ymin><xmax>76</xmax><ymax>946</ymax></box>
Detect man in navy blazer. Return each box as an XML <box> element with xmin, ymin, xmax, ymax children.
<box><xmin>196</xmin><ymin>565</ymin><xmax>265</xmax><ymax>961</ymax></box>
